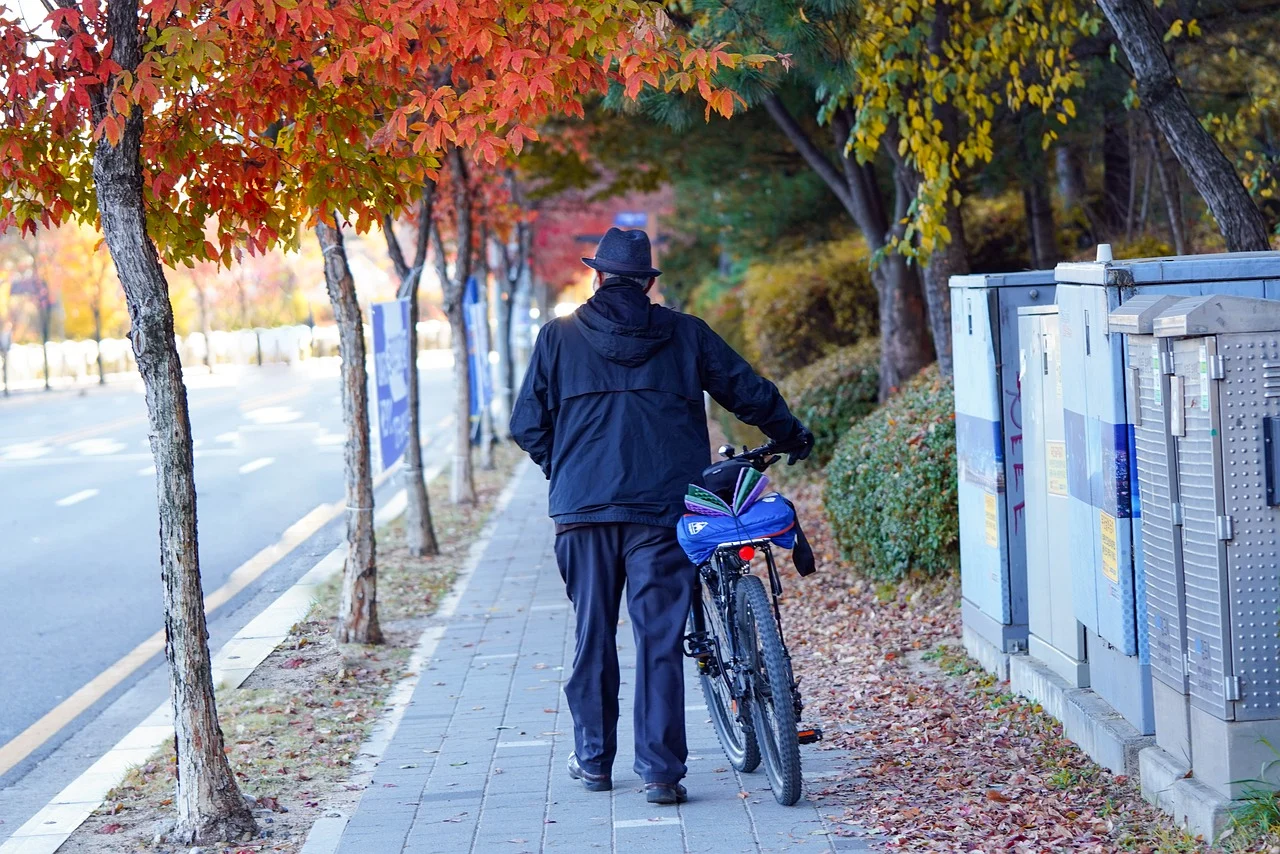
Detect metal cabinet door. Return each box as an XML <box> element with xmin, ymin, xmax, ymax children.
<box><xmin>1039</xmin><ymin>316</ymin><xmax>1081</xmax><ymax>658</ymax></box>
<box><xmin>1218</xmin><ymin>333</ymin><xmax>1280</xmax><ymax>721</ymax></box>
<box><xmin>1172</xmin><ymin>335</ymin><xmax>1235</xmax><ymax>720</ymax></box>
<box><xmin>954</xmin><ymin>288</ymin><xmax>1012</xmax><ymax>627</ymax></box>
<box><xmin>1128</xmin><ymin>334</ymin><xmax>1188</xmax><ymax>693</ymax></box>
<box><xmin>1060</xmin><ymin>284</ymin><xmax>1138</xmax><ymax>654</ymax></box>
<box><xmin>1022</xmin><ymin>315</ymin><xmax>1052</xmax><ymax>642</ymax></box>
<box><xmin>1058</xmin><ymin>285</ymin><xmax>1102</xmax><ymax>635</ymax></box>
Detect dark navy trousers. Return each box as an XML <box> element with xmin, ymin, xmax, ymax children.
<box><xmin>553</xmin><ymin>523</ymin><xmax>695</xmax><ymax>785</ymax></box>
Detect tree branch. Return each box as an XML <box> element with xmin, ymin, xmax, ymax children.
<box><xmin>760</xmin><ymin>92</ymin><xmax>855</xmax><ymax>216</ymax></box>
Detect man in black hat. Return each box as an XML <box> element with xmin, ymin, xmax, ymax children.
<box><xmin>510</xmin><ymin>227</ymin><xmax>813</xmax><ymax>805</ymax></box>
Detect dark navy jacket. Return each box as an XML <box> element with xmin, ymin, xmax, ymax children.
<box><xmin>510</xmin><ymin>280</ymin><xmax>803</xmax><ymax>528</ymax></box>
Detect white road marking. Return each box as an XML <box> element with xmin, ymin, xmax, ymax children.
<box><xmin>615</xmin><ymin>818</ymin><xmax>681</xmax><ymax>828</ymax></box>
<box><xmin>67</xmin><ymin>438</ymin><xmax>127</xmax><ymax>456</ymax></box>
<box><xmin>243</xmin><ymin>406</ymin><xmax>301</xmax><ymax>425</ymax></box>
<box><xmin>495</xmin><ymin>740</ymin><xmax>550</xmax><ymax>748</ymax></box>
<box><xmin>56</xmin><ymin>489</ymin><xmax>99</xmax><ymax>507</ymax></box>
<box><xmin>238</xmin><ymin>456</ymin><xmax>275</xmax><ymax>474</ymax></box>
<box><xmin>2</xmin><ymin>442</ymin><xmax>52</xmax><ymax>461</ymax></box>
<box><xmin>475</xmin><ymin>653</ymin><xmax>519</xmax><ymax>660</ymax></box>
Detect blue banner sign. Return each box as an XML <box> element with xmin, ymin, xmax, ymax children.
<box><xmin>464</xmin><ymin>276</ymin><xmax>493</xmax><ymax>441</ymax></box>
<box><xmin>371</xmin><ymin>299</ymin><xmax>411</xmax><ymax>470</ymax></box>
<box><xmin>613</xmin><ymin>211</ymin><xmax>648</xmax><ymax>228</ymax></box>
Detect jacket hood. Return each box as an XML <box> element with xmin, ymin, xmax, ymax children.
<box><xmin>573</xmin><ymin>282</ymin><xmax>674</xmax><ymax>367</ymax></box>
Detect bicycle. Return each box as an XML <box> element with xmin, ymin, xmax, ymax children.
<box><xmin>679</xmin><ymin>442</ymin><xmax>821</xmax><ymax>807</ymax></box>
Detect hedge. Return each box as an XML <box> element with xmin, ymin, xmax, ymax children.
<box><xmin>824</xmin><ymin>365</ymin><xmax>958</xmax><ymax>581</ymax></box>
<box><xmin>739</xmin><ymin>235</ymin><xmax>877</xmax><ymax>377</ymax></box>
<box><xmin>776</xmin><ymin>339</ymin><xmax>879</xmax><ymax>467</ymax></box>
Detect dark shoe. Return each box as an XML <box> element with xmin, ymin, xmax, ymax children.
<box><xmin>645</xmin><ymin>782</ymin><xmax>688</xmax><ymax>805</ymax></box>
<box><xmin>567</xmin><ymin>753</ymin><xmax>611</xmax><ymax>792</ymax></box>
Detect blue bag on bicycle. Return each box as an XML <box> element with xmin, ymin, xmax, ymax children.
<box><xmin>676</xmin><ymin>463</ymin><xmax>797</xmax><ymax>565</ymax></box>
<box><xmin>677</xmin><ymin>495</ymin><xmax>797</xmax><ymax>565</ymax></box>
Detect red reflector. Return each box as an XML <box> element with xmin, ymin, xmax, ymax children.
<box><xmin>738</xmin><ymin>546</ymin><xmax>755</xmax><ymax>561</ymax></box>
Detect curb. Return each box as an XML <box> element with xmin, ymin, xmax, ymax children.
<box><xmin>299</xmin><ymin>458</ymin><xmax>530</xmax><ymax>854</ymax></box>
<box><xmin>0</xmin><ymin>456</ymin><xmax>443</xmax><ymax>854</ymax></box>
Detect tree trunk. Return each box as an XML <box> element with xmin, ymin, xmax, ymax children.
<box><xmin>315</xmin><ymin>218</ymin><xmax>383</xmax><ymax>644</ymax></box>
<box><xmin>1102</xmin><ymin>104</ymin><xmax>1132</xmax><ymax>238</ymax></box>
<box><xmin>196</xmin><ymin>285</ymin><xmax>214</xmax><ymax>372</ymax></box>
<box><xmin>493</xmin><ymin>231</ymin><xmax>517</xmax><ymax>439</ymax></box>
<box><xmin>41</xmin><ymin>310</ymin><xmax>51</xmax><ymax>390</ymax></box>
<box><xmin>1097</xmin><ymin>0</ymin><xmax>1271</xmax><ymax>251</ymax></box>
<box><xmin>1150</xmin><ymin>131</ymin><xmax>1188</xmax><ymax>255</ymax></box>
<box><xmin>446</xmin><ymin>301</ymin><xmax>475</xmax><ymax>503</ymax></box>
<box><xmin>1056</xmin><ymin>145</ymin><xmax>1086</xmax><ymax>215</ymax></box>
<box><xmin>761</xmin><ymin>93</ymin><xmax>933</xmax><ymax>400</ymax></box>
<box><xmin>921</xmin><ymin>198</ymin><xmax>967</xmax><ymax>378</ymax></box>
<box><xmin>1023</xmin><ymin>157</ymin><xmax>1060</xmax><ymax>269</ymax></box>
<box><xmin>437</xmin><ymin>148</ymin><xmax>477</xmax><ymax>505</ymax></box>
<box><xmin>914</xmin><ymin>0</ymin><xmax>966</xmax><ymax>379</ymax></box>
<box><xmin>93</xmin><ymin>301</ymin><xmax>105</xmax><ymax>384</ymax></box>
<box><xmin>90</xmin><ymin>0</ymin><xmax>254</xmax><ymax>842</ymax></box>
<box><xmin>383</xmin><ymin>190</ymin><xmax>439</xmax><ymax>558</ymax></box>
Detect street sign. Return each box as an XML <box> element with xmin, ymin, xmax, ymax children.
<box><xmin>613</xmin><ymin>211</ymin><xmax>647</xmax><ymax>229</ymax></box>
<box><xmin>464</xmin><ymin>276</ymin><xmax>492</xmax><ymax>442</ymax></box>
<box><xmin>371</xmin><ymin>299</ymin><xmax>411</xmax><ymax>471</ymax></box>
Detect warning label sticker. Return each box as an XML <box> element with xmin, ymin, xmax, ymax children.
<box><xmin>1100</xmin><ymin>511</ymin><xmax>1119</xmax><ymax>583</ymax></box>
<box><xmin>984</xmin><ymin>492</ymin><xmax>998</xmax><ymax>548</ymax></box>
<box><xmin>1047</xmin><ymin>441</ymin><xmax>1068</xmax><ymax>496</ymax></box>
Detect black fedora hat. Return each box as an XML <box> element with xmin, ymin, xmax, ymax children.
<box><xmin>582</xmin><ymin>227</ymin><xmax>662</xmax><ymax>278</ymax></box>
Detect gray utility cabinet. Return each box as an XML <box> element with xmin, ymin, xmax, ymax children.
<box><xmin>952</xmin><ymin>271</ymin><xmax>1055</xmax><ymax>656</ymax></box>
<box><xmin>1153</xmin><ymin>294</ymin><xmax>1280</xmax><ymax>798</ymax></box>
<box><xmin>1108</xmin><ymin>295</ymin><xmax>1191</xmax><ymax>764</ymax></box>
<box><xmin>1019</xmin><ymin>306</ymin><xmax>1088</xmax><ymax>686</ymax></box>
<box><xmin>1055</xmin><ymin>250</ymin><xmax>1280</xmax><ymax>736</ymax></box>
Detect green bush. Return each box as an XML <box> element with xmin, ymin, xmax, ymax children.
<box><xmin>740</xmin><ymin>235</ymin><xmax>878</xmax><ymax>377</ymax></box>
<box><xmin>777</xmin><ymin>339</ymin><xmax>879</xmax><ymax>466</ymax></box>
<box><xmin>824</xmin><ymin>365</ymin><xmax>958</xmax><ymax>581</ymax></box>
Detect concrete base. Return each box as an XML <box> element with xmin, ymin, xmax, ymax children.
<box><xmin>1085</xmin><ymin>627</ymin><xmax>1155</xmax><ymax>735</ymax></box>
<box><xmin>1150</xmin><ymin>677</ymin><xmax>1193</xmax><ymax>768</ymax></box>
<box><xmin>1029</xmin><ymin>633</ymin><xmax>1089</xmax><ymax>688</ymax></box>
<box><xmin>962</xmin><ymin>598</ymin><xmax>1028</xmax><ymax>658</ymax></box>
<box><xmin>1010</xmin><ymin>653</ymin><xmax>1155</xmax><ymax>777</ymax></box>
<box><xmin>963</xmin><ymin>622</ymin><xmax>1011</xmax><ymax>682</ymax></box>
<box><xmin>1139</xmin><ymin>745</ymin><xmax>1232</xmax><ymax>843</ymax></box>
<box><xmin>1189</xmin><ymin>706</ymin><xmax>1280</xmax><ymax>800</ymax></box>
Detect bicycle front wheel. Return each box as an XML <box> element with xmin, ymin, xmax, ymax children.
<box><xmin>691</xmin><ymin>580</ymin><xmax>760</xmax><ymax>773</ymax></box>
<box><xmin>735</xmin><ymin>574</ymin><xmax>802</xmax><ymax>805</ymax></box>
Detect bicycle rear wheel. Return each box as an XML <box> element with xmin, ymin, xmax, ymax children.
<box><xmin>735</xmin><ymin>574</ymin><xmax>802</xmax><ymax>805</ymax></box>
<box><xmin>691</xmin><ymin>576</ymin><xmax>760</xmax><ymax>773</ymax></box>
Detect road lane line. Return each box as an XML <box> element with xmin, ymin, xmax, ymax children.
<box><xmin>238</xmin><ymin>457</ymin><xmax>275</xmax><ymax>475</ymax></box>
<box><xmin>0</xmin><ymin>457</ymin><xmax>407</xmax><ymax>780</ymax></box>
<box><xmin>55</xmin><ymin>489</ymin><xmax>99</xmax><ymax>507</ymax></box>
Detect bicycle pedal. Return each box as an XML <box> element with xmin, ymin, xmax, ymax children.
<box><xmin>796</xmin><ymin>726</ymin><xmax>823</xmax><ymax>744</ymax></box>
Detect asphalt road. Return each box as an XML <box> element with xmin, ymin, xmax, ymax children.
<box><xmin>0</xmin><ymin>355</ymin><xmax>454</xmax><ymax>762</ymax></box>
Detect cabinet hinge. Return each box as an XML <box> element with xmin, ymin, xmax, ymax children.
<box><xmin>1160</xmin><ymin>349</ymin><xmax>1175</xmax><ymax>375</ymax></box>
<box><xmin>1210</xmin><ymin>354</ymin><xmax>1226</xmax><ymax>380</ymax></box>
<box><xmin>1217</xmin><ymin>515</ymin><xmax>1235</xmax><ymax>541</ymax></box>
<box><xmin>1226</xmin><ymin>675</ymin><xmax>1244</xmax><ymax>702</ymax></box>
<box><xmin>1171</xmin><ymin>502</ymin><xmax>1183</xmax><ymax>526</ymax></box>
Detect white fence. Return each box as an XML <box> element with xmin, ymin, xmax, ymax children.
<box><xmin>0</xmin><ymin>320</ymin><xmax>451</xmax><ymax>390</ymax></box>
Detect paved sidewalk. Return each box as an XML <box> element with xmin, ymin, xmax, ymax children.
<box><xmin>333</xmin><ymin>462</ymin><xmax>866</xmax><ymax>853</ymax></box>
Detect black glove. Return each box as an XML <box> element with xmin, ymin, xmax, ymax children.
<box><xmin>774</xmin><ymin>425</ymin><xmax>814</xmax><ymax>466</ymax></box>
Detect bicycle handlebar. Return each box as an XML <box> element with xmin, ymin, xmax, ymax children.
<box><xmin>716</xmin><ymin>442</ymin><xmax>784</xmax><ymax>471</ymax></box>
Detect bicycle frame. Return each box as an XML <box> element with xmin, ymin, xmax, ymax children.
<box><xmin>688</xmin><ymin>542</ymin><xmax>801</xmax><ymax>722</ymax></box>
